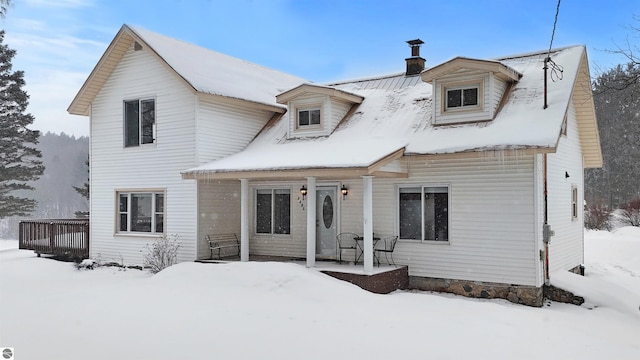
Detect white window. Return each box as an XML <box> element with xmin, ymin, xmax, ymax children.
<box><xmin>445</xmin><ymin>85</ymin><xmax>479</xmax><ymax>110</ymax></box>
<box><xmin>297</xmin><ymin>108</ymin><xmax>321</xmax><ymax>127</ymax></box>
<box><xmin>118</xmin><ymin>191</ymin><xmax>164</xmax><ymax>234</ymax></box>
<box><xmin>571</xmin><ymin>185</ymin><xmax>578</xmax><ymax>220</ymax></box>
<box><xmin>124</xmin><ymin>99</ymin><xmax>155</xmax><ymax>147</ymax></box>
<box><xmin>256</xmin><ymin>189</ymin><xmax>291</xmax><ymax>234</ymax></box>
<box><xmin>398</xmin><ymin>185</ymin><xmax>449</xmax><ymax>241</ymax></box>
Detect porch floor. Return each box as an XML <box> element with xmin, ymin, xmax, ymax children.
<box><xmin>195</xmin><ymin>255</ymin><xmax>408</xmax><ymax>294</ymax></box>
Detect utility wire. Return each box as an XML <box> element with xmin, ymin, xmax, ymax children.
<box><xmin>546</xmin><ymin>0</ymin><xmax>564</xmax><ymax>82</ymax></box>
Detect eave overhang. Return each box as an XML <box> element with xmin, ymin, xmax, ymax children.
<box><xmin>421</xmin><ymin>57</ymin><xmax>522</xmax><ymax>83</ymax></box>
<box><xmin>182</xmin><ymin>148</ymin><xmax>406</xmax><ymax>181</ymax></box>
<box><xmin>276</xmin><ymin>83</ymin><xmax>364</xmax><ymax>105</ymax></box>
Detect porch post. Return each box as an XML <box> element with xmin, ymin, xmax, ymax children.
<box><xmin>240</xmin><ymin>178</ymin><xmax>249</xmax><ymax>262</ymax></box>
<box><xmin>306</xmin><ymin>176</ymin><xmax>317</xmax><ymax>268</ymax></box>
<box><xmin>362</xmin><ymin>175</ymin><xmax>374</xmax><ymax>274</ymax></box>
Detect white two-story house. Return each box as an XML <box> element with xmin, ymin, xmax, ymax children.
<box><xmin>69</xmin><ymin>25</ymin><xmax>601</xmax><ymax>306</ymax></box>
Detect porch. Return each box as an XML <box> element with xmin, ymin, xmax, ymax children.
<box><xmin>197</xmin><ymin>256</ymin><xmax>408</xmax><ymax>294</ymax></box>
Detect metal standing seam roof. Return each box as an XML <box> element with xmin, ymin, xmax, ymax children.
<box><xmin>184</xmin><ymin>45</ymin><xmax>602</xmax><ymax>176</ymax></box>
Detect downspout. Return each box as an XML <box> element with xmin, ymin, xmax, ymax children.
<box><xmin>543</xmin><ymin>154</ymin><xmax>554</xmax><ymax>285</ymax></box>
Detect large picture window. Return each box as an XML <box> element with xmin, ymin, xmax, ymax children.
<box><xmin>118</xmin><ymin>191</ymin><xmax>164</xmax><ymax>234</ymax></box>
<box><xmin>399</xmin><ymin>186</ymin><xmax>449</xmax><ymax>241</ymax></box>
<box><xmin>124</xmin><ymin>99</ymin><xmax>155</xmax><ymax>147</ymax></box>
<box><xmin>256</xmin><ymin>189</ymin><xmax>290</xmax><ymax>234</ymax></box>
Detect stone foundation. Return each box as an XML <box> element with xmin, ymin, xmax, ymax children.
<box><xmin>543</xmin><ymin>284</ymin><xmax>585</xmax><ymax>305</ymax></box>
<box><xmin>409</xmin><ymin>276</ymin><xmax>544</xmax><ymax>307</ymax></box>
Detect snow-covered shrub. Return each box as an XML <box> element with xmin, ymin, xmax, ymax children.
<box><xmin>143</xmin><ymin>234</ymin><xmax>180</xmax><ymax>274</ymax></box>
<box><xmin>584</xmin><ymin>203</ymin><xmax>612</xmax><ymax>230</ymax></box>
<box><xmin>74</xmin><ymin>258</ymin><xmax>98</xmax><ymax>270</ymax></box>
<box><xmin>619</xmin><ymin>198</ymin><xmax>640</xmax><ymax>227</ymax></box>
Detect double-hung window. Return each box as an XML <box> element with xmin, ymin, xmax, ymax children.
<box><xmin>256</xmin><ymin>189</ymin><xmax>291</xmax><ymax>234</ymax></box>
<box><xmin>124</xmin><ymin>99</ymin><xmax>155</xmax><ymax>147</ymax></box>
<box><xmin>297</xmin><ymin>108</ymin><xmax>321</xmax><ymax>128</ymax></box>
<box><xmin>398</xmin><ymin>185</ymin><xmax>449</xmax><ymax>241</ymax></box>
<box><xmin>571</xmin><ymin>185</ymin><xmax>578</xmax><ymax>220</ymax></box>
<box><xmin>445</xmin><ymin>85</ymin><xmax>479</xmax><ymax>110</ymax></box>
<box><xmin>118</xmin><ymin>191</ymin><xmax>164</xmax><ymax>234</ymax></box>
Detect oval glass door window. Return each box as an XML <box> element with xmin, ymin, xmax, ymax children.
<box><xmin>322</xmin><ymin>195</ymin><xmax>333</xmax><ymax>229</ymax></box>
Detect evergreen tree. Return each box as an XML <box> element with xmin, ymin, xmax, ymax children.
<box><xmin>73</xmin><ymin>156</ymin><xmax>89</xmax><ymax>217</ymax></box>
<box><xmin>585</xmin><ymin>64</ymin><xmax>640</xmax><ymax>208</ymax></box>
<box><xmin>0</xmin><ymin>0</ymin><xmax>12</xmax><ymax>19</ymax></box>
<box><xmin>0</xmin><ymin>30</ymin><xmax>44</xmax><ymax>218</ymax></box>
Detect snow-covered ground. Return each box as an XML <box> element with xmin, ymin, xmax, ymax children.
<box><xmin>0</xmin><ymin>229</ymin><xmax>639</xmax><ymax>360</ymax></box>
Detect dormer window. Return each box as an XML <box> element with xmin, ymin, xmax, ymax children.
<box><xmin>444</xmin><ymin>84</ymin><xmax>481</xmax><ymax>111</ymax></box>
<box><xmin>276</xmin><ymin>83</ymin><xmax>364</xmax><ymax>138</ymax></box>
<box><xmin>446</xmin><ymin>85</ymin><xmax>479</xmax><ymax>110</ymax></box>
<box><xmin>421</xmin><ymin>57</ymin><xmax>521</xmax><ymax>125</ymax></box>
<box><xmin>297</xmin><ymin>108</ymin><xmax>321</xmax><ymax>128</ymax></box>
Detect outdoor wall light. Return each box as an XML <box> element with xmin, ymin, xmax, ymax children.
<box><xmin>300</xmin><ymin>185</ymin><xmax>307</xmax><ymax>199</ymax></box>
<box><xmin>565</xmin><ymin>171</ymin><xmax>570</xmax><ymax>179</ymax></box>
<box><xmin>341</xmin><ymin>184</ymin><xmax>348</xmax><ymax>199</ymax></box>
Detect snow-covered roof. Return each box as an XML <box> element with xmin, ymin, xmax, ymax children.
<box><xmin>184</xmin><ymin>45</ymin><xmax>595</xmax><ymax>178</ymax></box>
<box><xmin>128</xmin><ymin>26</ymin><xmax>307</xmax><ymax>109</ymax></box>
<box><xmin>68</xmin><ymin>25</ymin><xmax>306</xmax><ymax>115</ymax></box>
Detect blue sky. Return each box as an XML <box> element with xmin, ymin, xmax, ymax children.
<box><xmin>2</xmin><ymin>0</ymin><xmax>638</xmax><ymax>137</ymax></box>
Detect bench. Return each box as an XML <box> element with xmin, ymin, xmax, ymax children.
<box><xmin>207</xmin><ymin>233</ymin><xmax>240</xmax><ymax>260</ymax></box>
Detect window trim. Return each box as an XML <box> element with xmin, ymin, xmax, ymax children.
<box><xmin>396</xmin><ymin>184</ymin><xmax>451</xmax><ymax>243</ymax></box>
<box><xmin>443</xmin><ymin>82</ymin><xmax>482</xmax><ymax>112</ymax></box>
<box><xmin>295</xmin><ymin>105</ymin><xmax>322</xmax><ymax>129</ymax></box>
<box><xmin>571</xmin><ymin>185</ymin><xmax>578</xmax><ymax>220</ymax></box>
<box><xmin>115</xmin><ymin>189</ymin><xmax>165</xmax><ymax>236</ymax></box>
<box><xmin>254</xmin><ymin>187</ymin><xmax>292</xmax><ymax>236</ymax></box>
<box><xmin>123</xmin><ymin>98</ymin><xmax>156</xmax><ymax>148</ymax></box>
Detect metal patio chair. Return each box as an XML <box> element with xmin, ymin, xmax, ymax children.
<box><xmin>374</xmin><ymin>235</ymin><xmax>399</xmax><ymax>266</ymax></box>
<box><xmin>336</xmin><ymin>232</ymin><xmax>359</xmax><ymax>263</ymax></box>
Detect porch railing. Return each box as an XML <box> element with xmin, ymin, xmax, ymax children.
<box><xmin>18</xmin><ymin>219</ymin><xmax>89</xmax><ymax>259</ymax></box>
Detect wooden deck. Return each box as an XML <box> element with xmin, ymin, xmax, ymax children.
<box><xmin>196</xmin><ymin>256</ymin><xmax>408</xmax><ymax>294</ymax></box>
<box><xmin>18</xmin><ymin>219</ymin><xmax>89</xmax><ymax>260</ymax></box>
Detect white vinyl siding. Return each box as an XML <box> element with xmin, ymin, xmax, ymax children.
<box><xmin>89</xmin><ymin>43</ymin><xmax>197</xmax><ymax>265</ymax></box>
<box><xmin>336</xmin><ymin>153</ymin><xmax>538</xmax><ymax>286</ymax></box>
<box><xmin>329</xmin><ymin>99</ymin><xmax>352</xmax><ymax>129</ymax></box>
<box><xmin>546</xmin><ymin>101</ymin><xmax>585</xmax><ymax>273</ymax></box>
<box><xmin>196</xmin><ymin>180</ymin><xmax>241</xmax><ymax>260</ymax></box>
<box><xmin>195</xmin><ymin>97</ymin><xmax>272</xmax><ymax>164</ymax></box>
<box><xmin>492</xmin><ymin>77</ymin><xmax>507</xmax><ymax>113</ymax></box>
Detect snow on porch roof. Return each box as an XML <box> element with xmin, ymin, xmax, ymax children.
<box><xmin>183</xmin><ymin>45</ymin><xmax>589</xmax><ymax>177</ymax></box>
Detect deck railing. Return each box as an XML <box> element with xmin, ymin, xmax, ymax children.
<box><xmin>18</xmin><ymin>219</ymin><xmax>89</xmax><ymax>259</ymax></box>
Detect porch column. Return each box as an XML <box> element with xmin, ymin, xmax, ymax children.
<box><xmin>362</xmin><ymin>175</ymin><xmax>374</xmax><ymax>274</ymax></box>
<box><xmin>240</xmin><ymin>178</ymin><xmax>249</xmax><ymax>262</ymax></box>
<box><xmin>306</xmin><ymin>176</ymin><xmax>317</xmax><ymax>268</ymax></box>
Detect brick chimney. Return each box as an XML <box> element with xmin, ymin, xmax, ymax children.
<box><xmin>405</xmin><ymin>39</ymin><xmax>425</xmax><ymax>76</ymax></box>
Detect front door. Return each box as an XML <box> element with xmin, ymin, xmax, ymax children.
<box><xmin>316</xmin><ymin>187</ymin><xmax>337</xmax><ymax>258</ymax></box>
